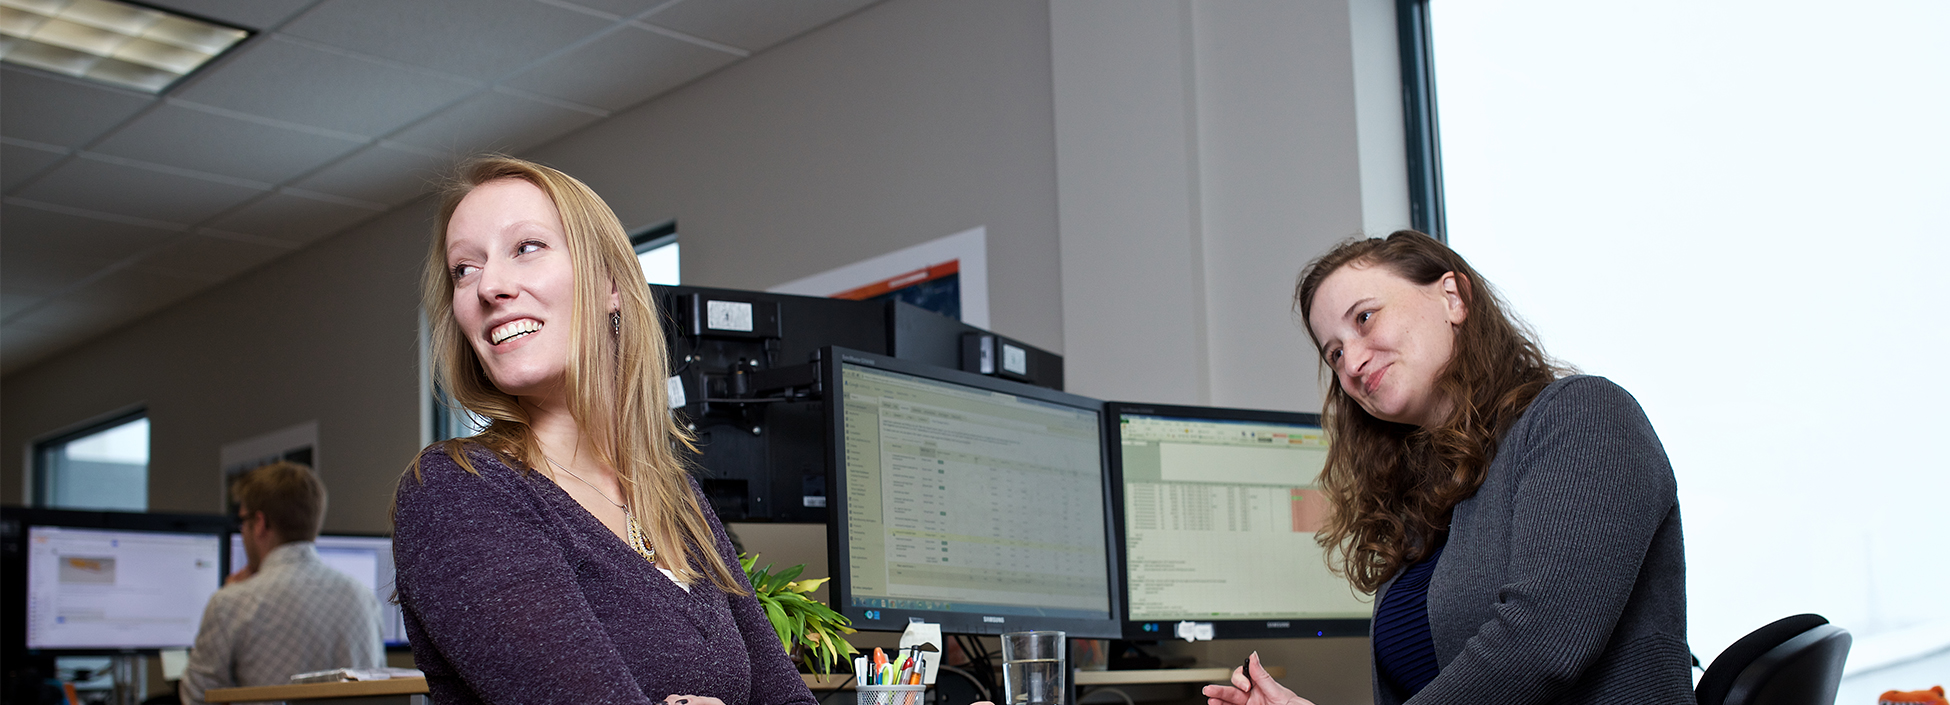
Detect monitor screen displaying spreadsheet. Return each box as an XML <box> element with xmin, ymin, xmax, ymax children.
<box><xmin>1109</xmin><ymin>402</ymin><xmax>1371</xmax><ymax>639</ymax></box>
<box><xmin>824</xmin><ymin>347</ymin><xmax>1120</xmax><ymax>638</ymax></box>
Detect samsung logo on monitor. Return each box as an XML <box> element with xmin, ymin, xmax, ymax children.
<box><xmin>983</xmin><ymin>616</ymin><xmax>1005</xmax><ymax>623</ymax></box>
<box><xmin>1267</xmin><ymin>621</ymin><xmax>1291</xmax><ymax>628</ymax></box>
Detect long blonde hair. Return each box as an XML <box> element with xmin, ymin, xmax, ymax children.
<box><xmin>414</xmin><ymin>155</ymin><xmax>744</xmax><ymax>595</ymax></box>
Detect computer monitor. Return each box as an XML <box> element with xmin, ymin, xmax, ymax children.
<box><xmin>1106</xmin><ymin>402</ymin><xmax>1371</xmax><ymax>639</ymax></box>
<box><xmin>2</xmin><ymin>509</ymin><xmax>229</xmax><ymax>654</ymax></box>
<box><xmin>228</xmin><ymin>533</ymin><xmax>408</xmax><ymax>647</ymax></box>
<box><xmin>823</xmin><ymin>347</ymin><xmax>1121</xmax><ymax>637</ymax></box>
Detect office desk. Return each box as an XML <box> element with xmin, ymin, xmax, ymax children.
<box><xmin>206</xmin><ymin>669</ymin><xmax>1275</xmax><ymax>702</ymax></box>
<box><xmin>204</xmin><ymin>677</ymin><xmax>427</xmax><ymax>704</ymax></box>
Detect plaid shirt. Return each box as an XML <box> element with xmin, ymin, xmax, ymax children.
<box><xmin>180</xmin><ymin>541</ymin><xmax>385</xmax><ymax>704</ymax></box>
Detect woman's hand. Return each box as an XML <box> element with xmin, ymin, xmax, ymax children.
<box><xmin>662</xmin><ymin>695</ymin><xmax>726</xmax><ymax>705</ymax></box>
<box><xmin>1200</xmin><ymin>652</ymin><xmax>1314</xmax><ymax>705</ymax></box>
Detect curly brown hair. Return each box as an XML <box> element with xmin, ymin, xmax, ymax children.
<box><xmin>1295</xmin><ymin>231</ymin><xmax>1561</xmax><ymax>593</ymax></box>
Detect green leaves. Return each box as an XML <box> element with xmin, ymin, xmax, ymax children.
<box><xmin>742</xmin><ymin>553</ymin><xmax>859</xmax><ymax>676</ymax></box>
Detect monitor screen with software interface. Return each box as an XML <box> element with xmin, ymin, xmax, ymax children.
<box><xmin>228</xmin><ymin>534</ymin><xmax>408</xmax><ymax>646</ymax></box>
<box><xmin>25</xmin><ymin>525</ymin><xmax>223</xmax><ymax>651</ymax></box>
<box><xmin>825</xmin><ymin>348</ymin><xmax>1121</xmax><ymax>638</ymax></box>
<box><xmin>1109</xmin><ymin>402</ymin><xmax>1371</xmax><ymax>639</ymax></box>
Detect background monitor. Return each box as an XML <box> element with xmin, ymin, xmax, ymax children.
<box><xmin>824</xmin><ymin>347</ymin><xmax>1121</xmax><ymax>638</ymax></box>
<box><xmin>228</xmin><ymin>533</ymin><xmax>407</xmax><ymax>647</ymax></box>
<box><xmin>1107</xmin><ymin>402</ymin><xmax>1372</xmax><ymax>639</ymax></box>
<box><xmin>2</xmin><ymin>508</ymin><xmax>229</xmax><ymax>654</ymax></box>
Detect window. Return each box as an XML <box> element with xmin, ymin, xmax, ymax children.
<box><xmin>1431</xmin><ymin>0</ymin><xmax>1950</xmax><ymax>690</ymax></box>
<box><xmin>633</xmin><ymin>221</ymin><xmax>678</xmax><ymax>285</ymax></box>
<box><xmin>34</xmin><ymin>411</ymin><xmax>149</xmax><ymax>511</ymax></box>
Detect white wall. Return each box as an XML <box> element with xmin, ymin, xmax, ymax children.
<box><xmin>1054</xmin><ymin>0</ymin><xmax>1409</xmax><ymax>413</ymax></box>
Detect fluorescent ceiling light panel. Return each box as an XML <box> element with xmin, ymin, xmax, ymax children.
<box><xmin>0</xmin><ymin>0</ymin><xmax>248</xmax><ymax>93</ymax></box>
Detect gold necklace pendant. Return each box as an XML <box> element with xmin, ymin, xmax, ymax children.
<box><xmin>626</xmin><ymin>514</ymin><xmax>658</xmax><ymax>563</ymax></box>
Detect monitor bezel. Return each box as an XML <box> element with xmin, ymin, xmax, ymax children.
<box><xmin>822</xmin><ymin>346</ymin><xmax>1123</xmax><ymax>638</ymax></box>
<box><xmin>3</xmin><ymin>507</ymin><xmax>233</xmax><ymax>657</ymax></box>
<box><xmin>1104</xmin><ymin>401</ymin><xmax>1371</xmax><ymax>640</ymax></box>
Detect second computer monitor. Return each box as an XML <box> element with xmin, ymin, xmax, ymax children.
<box><xmin>228</xmin><ymin>534</ymin><xmax>407</xmax><ymax>647</ymax></box>
<box><xmin>825</xmin><ymin>347</ymin><xmax>1121</xmax><ymax>638</ymax></box>
<box><xmin>1108</xmin><ymin>402</ymin><xmax>1371</xmax><ymax>639</ymax></box>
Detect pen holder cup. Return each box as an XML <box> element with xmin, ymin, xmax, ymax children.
<box><xmin>858</xmin><ymin>684</ymin><xmax>926</xmax><ymax>705</ymax></box>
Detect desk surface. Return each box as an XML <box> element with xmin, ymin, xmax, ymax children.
<box><xmin>204</xmin><ymin>677</ymin><xmax>429</xmax><ymax>702</ymax></box>
<box><xmin>207</xmin><ymin>669</ymin><xmax>1270</xmax><ymax>700</ymax></box>
<box><xmin>804</xmin><ymin>667</ymin><xmax>1283</xmax><ymax>690</ymax></box>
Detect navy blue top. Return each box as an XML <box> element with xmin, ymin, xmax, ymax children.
<box><xmin>1374</xmin><ymin>542</ymin><xmax>1445</xmax><ymax>698</ymax></box>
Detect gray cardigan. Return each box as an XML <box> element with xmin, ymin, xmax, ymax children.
<box><xmin>1372</xmin><ymin>375</ymin><xmax>1695</xmax><ymax>704</ymax></box>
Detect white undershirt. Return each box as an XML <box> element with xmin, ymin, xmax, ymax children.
<box><xmin>660</xmin><ymin>567</ymin><xmax>692</xmax><ymax>592</ymax></box>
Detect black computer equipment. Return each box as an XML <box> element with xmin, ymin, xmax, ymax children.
<box><xmin>821</xmin><ymin>347</ymin><xmax>1121</xmax><ymax>638</ymax></box>
<box><xmin>2</xmin><ymin>508</ymin><xmax>230</xmax><ymax>656</ymax></box>
<box><xmin>227</xmin><ymin>533</ymin><xmax>407</xmax><ymax>648</ymax></box>
<box><xmin>1105</xmin><ymin>402</ymin><xmax>1371</xmax><ymax>639</ymax></box>
<box><xmin>650</xmin><ymin>285</ymin><xmax>1063</xmax><ymax>522</ymax></box>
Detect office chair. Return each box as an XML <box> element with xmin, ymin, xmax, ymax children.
<box><xmin>1696</xmin><ymin>613</ymin><xmax>1852</xmax><ymax>705</ymax></box>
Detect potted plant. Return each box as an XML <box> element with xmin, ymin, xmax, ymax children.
<box><xmin>741</xmin><ymin>554</ymin><xmax>859</xmax><ymax>677</ymax></box>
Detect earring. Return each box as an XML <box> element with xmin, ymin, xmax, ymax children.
<box><xmin>610</xmin><ymin>310</ymin><xmax>621</xmax><ymax>335</ymax></box>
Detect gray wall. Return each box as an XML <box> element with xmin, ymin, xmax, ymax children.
<box><xmin>2</xmin><ymin>0</ymin><xmax>1066</xmax><ymax>531</ymax></box>
<box><xmin>531</xmin><ymin>0</ymin><xmax>1064</xmax><ymax>353</ymax></box>
<box><xmin>2</xmin><ymin>2</ymin><xmax>1402</xmax><ymax>700</ymax></box>
<box><xmin>0</xmin><ymin>202</ymin><xmax>430</xmax><ymax>532</ymax></box>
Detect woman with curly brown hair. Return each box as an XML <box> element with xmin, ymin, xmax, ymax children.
<box><xmin>1205</xmin><ymin>231</ymin><xmax>1693</xmax><ymax>705</ymax></box>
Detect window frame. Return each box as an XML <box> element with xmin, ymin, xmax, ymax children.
<box><xmin>31</xmin><ymin>407</ymin><xmax>150</xmax><ymax>510</ymax></box>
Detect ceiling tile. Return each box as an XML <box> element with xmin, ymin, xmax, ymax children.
<box><xmin>1</xmin><ymin>289</ymin><xmax>46</xmax><ymax>319</ymax></box>
<box><xmin>2</xmin><ymin>143</ymin><xmax>70</xmax><ymax>191</ymax></box>
<box><xmin>139</xmin><ymin>0</ymin><xmax>315</xmax><ymax>31</ymax></box>
<box><xmin>2</xmin><ymin>296</ymin><xmax>139</xmax><ymax>363</ymax></box>
<box><xmin>556</xmin><ymin>0</ymin><xmax>668</xmax><ymax>19</ymax></box>
<box><xmin>175</xmin><ymin>36</ymin><xmax>480</xmax><ymax>137</ymax></box>
<box><xmin>645</xmin><ymin>0</ymin><xmax>881</xmax><ymax>53</ymax></box>
<box><xmin>286</xmin><ymin>144</ymin><xmax>450</xmax><ymax>208</ymax></box>
<box><xmin>132</xmin><ymin>233</ymin><xmax>292</xmax><ymax>283</ymax></box>
<box><xmin>13</xmin><ymin>158</ymin><xmax>266</xmax><ymax>224</ymax></box>
<box><xmin>60</xmin><ymin>268</ymin><xmax>212</xmax><ymax>321</ymax></box>
<box><xmin>501</xmin><ymin>25</ymin><xmax>739</xmax><ymax>113</ymax></box>
<box><xmin>389</xmin><ymin>91</ymin><xmax>605</xmax><ymax>156</ymax></box>
<box><xmin>280</xmin><ymin>0</ymin><xmax>614</xmax><ymax>82</ymax></box>
<box><xmin>0</xmin><ymin>67</ymin><xmax>158</xmax><ymax>148</ymax></box>
<box><xmin>0</xmin><ymin>202</ymin><xmax>182</xmax><ymax>291</ymax></box>
<box><xmin>1</xmin><ymin>320</ymin><xmax>80</xmax><ymax>376</ymax></box>
<box><xmin>90</xmin><ymin>103</ymin><xmax>369</xmax><ymax>185</ymax></box>
<box><xmin>204</xmin><ymin>191</ymin><xmax>384</xmax><ymax>248</ymax></box>
<box><xmin>0</xmin><ymin>247</ymin><xmax>116</xmax><ymax>295</ymax></box>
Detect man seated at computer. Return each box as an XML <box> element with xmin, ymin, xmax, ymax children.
<box><xmin>180</xmin><ymin>461</ymin><xmax>385</xmax><ymax>705</ymax></box>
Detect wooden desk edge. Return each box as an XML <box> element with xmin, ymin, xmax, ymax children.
<box><xmin>205</xmin><ymin>676</ymin><xmax>429</xmax><ymax>702</ymax></box>
<box><xmin>805</xmin><ymin>667</ymin><xmax>1288</xmax><ymax>690</ymax></box>
<box><xmin>1075</xmin><ymin>666</ymin><xmax>1285</xmax><ymax>685</ymax></box>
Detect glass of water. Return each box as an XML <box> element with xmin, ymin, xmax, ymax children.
<box><xmin>1000</xmin><ymin>631</ymin><xmax>1066</xmax><ymax>705</ymax></box>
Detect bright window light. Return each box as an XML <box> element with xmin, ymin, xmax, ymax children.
<box><xmin>0</xmin><ymin>0</ymin><xmax>248</xmax><ymax>93</ymax></box>
<box><xmin>637</xmin><ymin>241</ymin><xmax>678</xmax><ymax>285</ymax></box>
<box><xmin>1432</xmin><ymin>0</ymin><xmax>1950</xmax><ymax>689</ymax></box>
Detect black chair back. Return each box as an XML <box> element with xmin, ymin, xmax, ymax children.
<box><xmin>1697</xmin><ymin>614</ymin><xmax>1851</xmax><ymax>705</ymax></box>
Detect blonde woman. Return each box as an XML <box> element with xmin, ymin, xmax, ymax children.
<box><xmin>393</xmin><ymin>156</ymin><xmax>815</xmax><ymax>705</ymax></box>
